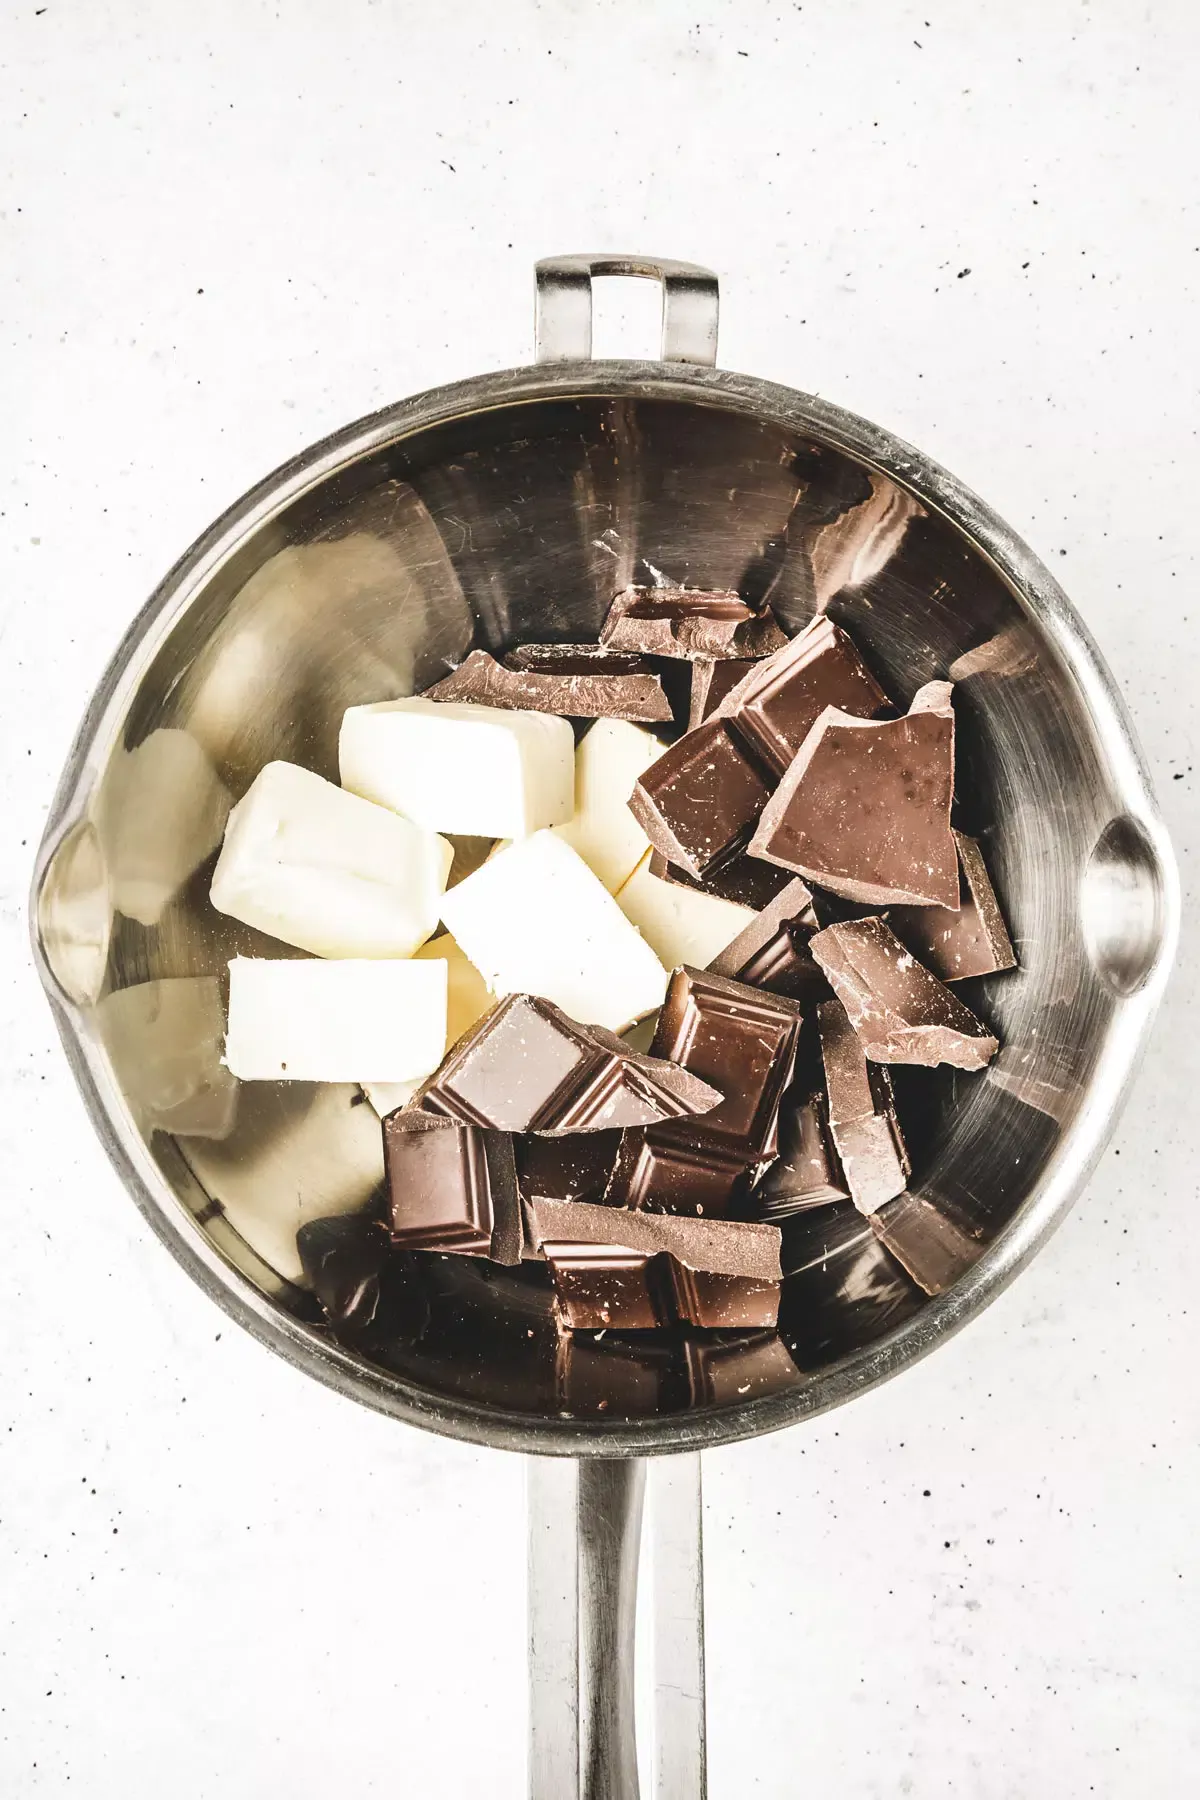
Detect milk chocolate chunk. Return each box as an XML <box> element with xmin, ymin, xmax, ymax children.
<box><xmin>383</xmin><ymin>1112</ymin><xmax>522</xmax><ymax>1264</ymax></box>
<box><xmin>749</xmin><ymin>681</ymin><xmax>959</xmax><ymax>909</ymax></box>
<box><xmin>810</xmin><ymin>917</ymin><xmax>999</xmax><ymax>1070</ymax></box>
<box><xmin>629</xmin><ymin>720</ymin><xmax>772</xmax><ymax>879</ymax></box>
<box><xmin>297</xmin><ymin>1214</ymin><xmax>391</xmax><ymax>1330</ymax></box>
<box><xmin>515</xmin><ymin>1130</ymin><xmax>623</xmax><ymax>1206</ymax></box>
<box><xmin>600</xmin><ymin>587</ymin><xmax>789</xmax><ymax>661</ymax></box>
<box><xmin>818</xmin><ymin>997</ymin><xmax>910</xmax><ymax>1213</ymax></box>
<box><xmin>422</xmin><ymin>649</ymin><xmax>672</xmax><ymax>724</ymax></box>
<box><xmin>688</xmin><ymin>658</ymin><xmax>758</xmax><ymax>729</ymax></box>
<box><xmin>752</xmin><ymin>1091</ymin><xmax>850</xmax><ymax>1219</ymax></box>
<box><xmin>646</xmin><ymin>966</ymin><xmax>804</xmax><ymax>1164</ymax></box>
<box><xmin>712</xmin><ymin>615</ymin><xmax>890</xmax><ymax>778</ymax></box>
<box><xmin>603</xmin><ymin>1131</ymin><xmax>750</xmax><ymax>1217</ymax></box>
<box><xmin>650</xmin><ymin>850</ymin><xmax>796</xmax><ymax>912</ymax></box>
<box><xmin>869</xmin><ymin>1193</ymin><xmax>980</xmax><ymax>1295</ymax></box>
<box><xmin>887</xmin><ymin>832</ymin><xmax>1016</xmax><ymax>982</ymax></box>
<box><xmin>412</xmin><ymin>993</ymin><xmax>722</xmax><ymax>1133</ymax></box>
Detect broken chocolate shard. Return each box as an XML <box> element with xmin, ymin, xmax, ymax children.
<box><xmin>649</xmin><ymin>850</ymin><xmax>797</xmax><ymax>912</ymax></box>
<box><xmin>526</xmin><ymin>1196</ymin><xmax>782</xmax><ymax>1278</ymax></box>
<box><xmin>600</xmin><ymin>587</ymin><xmax>789</xmax><ymax>660</ymax></box>
<box><xmin>297</xmin><ymin>1213</ymin><xmax>391</xmax><ymax>1331</ymax></box>
<box><xmin>629</xmin><ymin>719</ymin><xmax>772</xmax><ymax>880</ymax></box>
<box><xmin>504</xmin><ymin>643</ymin><xmax>653</xmax><ymax>676</ymax></box>
<box><xmin>681</xmin><ymin>1331</ymin><xmax>799</xmax><ymax>1405</ymax></box>
<box><xmin>646</xmin><ymin>966</ymin><xmax>804</xmax><ymax>1166</ymax></box>
<box><xmin>603</xmin><ymin>1131</ymin><xmax>751</xmax><ymax>1217</ymax></box>
<box><xmin>412</xmin><ymin>993</ymin><xmax>722</xmax><ymax>1133</ymax></box>
<box><xmin>422</xmin><ymin>648</ymin><xmax>672</xmax><ymax>723</ymax></box>
<box><xmin>712</xmin><ymin>614</ymin><xmax>890</xmax><ymax>777</ymax></box>
<box><xmin>810</xmin><ymin>917</ymin><xmax>999</xmax><ymax>1071</ymax></box>
<box><xmin>383</xmin><ymin>1111</ymin><xmax>522</xmax><ymax>1264</ymax></box>
<box><xmin>869</xmin><ymin>1193</ymin><xmax>981</xmax><ymax>1295</ymax></box>
<box><xmin>707</xmin><ymin>876</ymin><xmax>816</xmax><ymax>980</ymax></box>
<box><xmin>749</xmin><ymin>680</ymin><xmax>959</xmax><ymax>909</ymax></box>
<box><xmin>545</xmin><ymin>1242</ymin><xmax>667</xmax><ymax>1330</ymax></box>
<box><xmin>818</xmin><ymin>997</ymin><xmax>910</xmax><ymax>1213</ymax></box>
<box><xmin>687</xmin><ymin>657</ymin><xmax>758</xmax><ymax>730</ymax></box>
<box><xmin>887</xmin><ymin>832</ymin><xmax>1016</xmax><ymax>982</ymax></box>
<box><xmin>751</xmin><ymin>1090</ymin><xmax>850</xmax><ymax>1219</ymax></box>
<box><xmin>515</xmin><ymin>1130</ymin><xmax>623</xmax><ymax>1207</ymax></box>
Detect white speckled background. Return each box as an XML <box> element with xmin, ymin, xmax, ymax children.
<box><xmin>3</xmin><ymin>3</ymin><xmax>1197</xmax><ymax>1794</ymax></box>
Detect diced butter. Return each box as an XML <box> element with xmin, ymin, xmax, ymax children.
<box><xmin>224</xmin><ymin>956</ymin><xmax>448</xmax><ymax>1083</ymax></box>
<box><xmin>440</xmin><ymin>830</ymin><xmax>667</xmax><ymax>1032</ymax></box>
<box><xmin>210</xmin><ymin>759</ymin><xmax>451</xmax><ymax>958</ymax></box>
<box><xmin>339</xmin><ymin>696</ymin><xmax>574</xmax><ymax>838</ymax></box>
<box><xmin>615</xmin><ymin>853</ymin><xmax>756</xmax><ymax>970</ymax></box>
<box><xmin>552</xmin><ymin>718</ymin><xmax>660</xmax><ymax>893</ymax></box>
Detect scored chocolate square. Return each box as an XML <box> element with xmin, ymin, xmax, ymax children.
<box><xmin>711</xmin><ymin>613</ymin><xmax>890</xmax><ymax>777</ymax></box>
<box><xmin>603</xmin><ymin>1131</ymin><xmax>750</xmax><ymax>1217</ymax></box>
<box><xmin>629</xmin><ymin>719</ymin><xmax>772</xmax><ymax>880</ymax></box>
<box><xmin>383</xmin><ymin>1112</ymin><xmax>522</xmax><ymax>1264</ymax></box>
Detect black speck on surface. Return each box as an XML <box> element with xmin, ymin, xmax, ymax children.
<box><xmin>957</xmin><ymin>268</ymin><xmax>971</xmax><ymax>279</ymax></box>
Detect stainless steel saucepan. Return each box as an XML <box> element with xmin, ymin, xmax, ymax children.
<box><xmin>31</xmin><ymin>254</ymin><xmax>1178</xmax><ymax>1797</ymax></box>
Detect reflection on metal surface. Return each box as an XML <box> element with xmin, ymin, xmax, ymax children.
<box><xmin>1081</xmin><ymin>813</ymin><xmax>1169</xmax><ymax>996</ymax></box>
<box><xmin>810</xmin><ymin>471</ymin><xmax>924</xmax><ymax>611</ymax></box>
<box><xmin>95</xmin><ymin>977</ymin><xmax>237</xmax><ymax>1140</ymax></box>
<box><xmin>95</xmin><ymin>728</ymin><xmax>230</xmax><ymax>926</ymax></box>
<box><xmin>36</xmin><ymin>819</ymin><xmax>111</xmax><ymax>1005</ymax></box>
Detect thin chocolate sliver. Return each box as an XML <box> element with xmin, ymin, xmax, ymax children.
<box><xmin>869</xmin><ymin>1194</ymin><xmax>980</xmax><ymax>1295</ymax></box>
<box><xmin>505</xmin><ymin>644</ymin><xmax>654</xmax><ymax>676</ymax></box>
<box><xmin>712</xmin><ymin>614</ymin><xmax>890</xmax><ymax>777</ymax></box>
<box><xmin>412</xmin><ymin>994</ymin><xmax>722</xmax><ymax>1133</ymax></box>
<box><xmin>383</xmin><ymin>1112</ymin><xmax>522</xmax><ymax>1264</ymax></box>
<box><xmin>422</xmin><ymin>648</ymin><xmax>672</xmax><ymax>723</ymax></box>
<box><xmin>749</xmin><ymin>681</ymin><xmax>960</xmax><ymax>909</ymax></box>
<box><xmin>887</xmin><ymin>832</ymin><xmax>1017</xmax><ymax>982</ymax></box>
<box><xmin>629</xmin><ymin>719</ymin><xmax>771</xmax><ymax>880</ymax></box>
<box><xmin>525</xmin><ymin>1196</ymin><xmax>782</xmax><ymax>1280</ymax></box>
<box><xmin>818</xmin><ymin>997</ymin><xmax>910</xmax><ymax>1214</ymax></box>
<box><xmin>297</xmin><ymin>1214</ymin><xmax>390</xmax><ymax>1330</ymax></box>
<box><xmin>600</xmin><ymin>587</ymin><xmax>789</xmax><ymax>661</ymax></box>
<box><xmin>810</xmin><ymin>917</ymin><xmax>998</xmax><ymax>1071</ymax></box>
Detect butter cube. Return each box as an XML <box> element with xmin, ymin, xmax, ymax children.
<box><xmin>616</xmin><ymin>854</ymin><xmax>756</xmax><ymax>970</ymax></box>
<box><xmin>440</xmin><ymin>830</ymin><xmax>667</xmax><ymax>1032</ymax></box>
<box><xmin>224</xmin><ymin>956</ymin><xmax>448</xmax><ymax>1083</ymax></box>
<box><xmin>339</xmin><ymin>697</ymin><xmax>574</xmax><ymax>838</ymax></box>
<box><xmin>210</xmin><ymin>760</ymin><xmax>451</xmax><ymax>958</ymax></box>
<box><xmin>553</xmin><ymin>719</ymin><xmax>659</xmax><ymax>892</ymax></box>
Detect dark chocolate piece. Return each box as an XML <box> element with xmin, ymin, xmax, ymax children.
<box><xmin>423</xmin><ymin>648</ymin><xmax>672</xmax><ymax>723</ymax></box>
<box><xmin>751</xmin><ymin>1091</ymin><xmax>849</xmax><ymax>1219</ymax></box>
<box><xmin>383</xmin><ymin>1112</ymin><xmax>522</xmax><ymax>1264</ymax></box>
<box><xmin>728</xmin><ymin>922</ymin><xmax>827</xmax><ymax>1004</ymax></box>
<box><xmin>681</xmin><ymin>1332</ymin><xmax>799</xmax><ymax>1404</ymax></box>
<box><xmin>603</xmin><ymin>1131</ymin><xmax>750</xmax><ymax>1217</ymax></box>
<box><xmin>708</xmin><ymin>876</ymin><xmax>817</xmax><ymax>981</ymax></box>
<box><xmin>749</xmin><ymin>681</ymin><xmax>959</xmax><ymax>909</ymax></box>
<box><xmin>712</xmin><ymin>614</ymin><xmax>890</xmax><ymax>777</ymax></box>
<box><xmin>649</xmin><ymin>850</ymin><xmax>797</xmax><ymax>912</ymax></box>
<box><xmin>412</xmin><ymin>994</ymin><xmax>722</xmax><ymax>1133</ymax></box>
<box><xmin>887</xmin><ymin>832</ymin><xmax>1017</xmax><ymax>982</ymax></box>
<box><xmin>296</xmin><ymin>1214</ymin><xmax>390</xmax><ymax>1330</ymax></box>
<box><xmin>810</xmin><ymin>917</ymin><xmax>999</xmax><ymax>1071</ymax></box>
<box><xmin>515</xmin><ymin>1130</ymin><xmax>623</xmax><ymax>1206</ymax></box>
<box><xmin>687</xmin><ymin>657</ymin><xmax>758</xmax><ymax>730</ymax></box>
<box><xmin>869</xmin><ymin>1193</ymin><xmax>980</xmax><ymax>1295</ymax></box>
<box><xmin>818</xmin><ymin>997</ymin><xmax>910</xmax><ymax>1213</ymax></box>
<box><xmin>544</xmin><ymin>1242</ymin><xmax>666</xmax><ymax>1330</ymax></box>
<box><xmin>600</xmin><ymin>587</ymin><xmax>789</xmax><ymax>660</ymax></box>
<box><xmin>645</xmin><ymin>966</ymin><xmax>804</xmax><ymax>1164</ymax></box>
<box><xmin>555</xmin><ymin>1330</ymin><xmax>676</xmax><ymax>1414</ymax></box>
<box><xmin>505</xmin><ymin>644</ymin><xmax>653</xmax><ymax>676</ymax></box>
<box><xmin>526</xmin><ymin>1196</ymin><xmax>782</xmax><ymax>1281</ymax></box>
<box><xmin>629</xmin><ymin>719</ymin><xmax>771</xmax><ymax>879</ymax></box>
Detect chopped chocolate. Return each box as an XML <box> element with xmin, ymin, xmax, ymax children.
<box><xmin>383</xmin><ymin>1112</ymin><xmax>522</xmax><ymax>1264</ymax></box>
<box><xmin>869</xmin><ymin>1193</ymin><xmax>980</xmax><ymax>1295</ymax></box>
<box><xmin>603</xmin><ymin>1131</ymin><xmax>750</xmax><ymax>1217</ymax></box>
<box><xmin>649</xmin><ymin>850</ymin><xmax>797</xmax><ymax>912</ymax></box>
<box><xmin>687</xmin><ymin>657</ymin><xmax>758</xmax><ymax>730</ymax></box>
<box><xmin>628</xmin><ymin>719</ymin><xmax>772</xmax><ymax>879</ymax></box>
<box><xmin>681</xmin><ymin>1332</ymin><xmax>799</xmax><ymax>1404</ymax></box>
<box><xmin>712</xmin><ymin>614</ymin><xmax>890</xmax><ymax>777</ymax></box>
<box><xmin>810</xmin><ymin>917</ymin><xmax>999</xmax><ymax>1070</ymax></box>
<box><xmin>818</xmin><ymin>998</ymin><xmax>910</xmax><ymax>1213</ymax></box>
<box><xmin>749</xmin><ymin>681</ymin><xmax>959</xmax><ymax>909</ymax></box>
<box><xmin>645</xmin><ymin>966</ymin><xmax>805</xmax><ymax>1164</ymax></box>
<box><xmin>525</xmin><ymin>1196</ymin><xmax>782</xmax><ymax>1281</ymax></box>
<box><xmin>887</xmin><ymin>832</ymin><xmax>1016</xmax><ymax>982</ymax></box>
<box><xmin>727</xmin><ymin>923</ymin><xmax>827</xmax><ymax>1004</ymax></box>
<box><xmin>423</xmin><ymin>648</ymin><xmax>672</xmax><ymax>724</ymax></box>
<box><xmin>505</xmin><ymin>644</ymin><xmax>654</xmax><ymax>676</ymax></box>
<box><xmin>515</xmin><ymin>1130</ymin><xmax>623</xmax><ymax>1206</ymax></box>
<box><xmin>545</xmin><ymin>1242</ymin><xmax>665</xmax><ymax>1330</ymax></box>
<box><xmin>600</xmin><ymin>587</ymin><xmax>789</xmax><ymax>660</ymax></box>
<box><xmin>707</xmin><ymin>876</ymin><xmax>817</xmax><ymax>982</ymax></box>
<box><xmin>555</xmin><ymin>1332</ymin><xmax>675</xmax><ymax>1414</ymax></box>
<box><xmin>297</xmin><ymin>1213</ymin><xmax>391</xmax><ymax>1330</ymax></box>
<box><xmin>751</xmin><ymin>1091</ymin><xmax>849</xmax><ymax>1219</ymax></box>
<box><xmin>411</xmin><ymin>994</ymin><xmax>722</xmax><ymax>1133</ymax></box>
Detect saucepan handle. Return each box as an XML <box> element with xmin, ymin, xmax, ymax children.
<box><xmin>535</xmin><ymin>255</ymin><xmax>720</xmax><ymax>366</ymax></box>
<box><xmin>527</xmin><ymin>1453</ymin><xmax>707</xmax><ymax>1800</ymax></box>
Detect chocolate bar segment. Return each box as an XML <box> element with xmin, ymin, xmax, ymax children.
<box><xmin>629</xmin><ymin>720</ymin><xmax>772</xmax><ymax>880</ymax></box>
<box><xmin>505</xmin><ymin>644</ymin><xmax>655</xmax><ymax>676</ymax></box>
<box><xmin>649</xmin><ymin>850</ymin><xmax>796</xmax><ymax>912</ymax></box>
<box><xmin>887</xmin><ymin>832</ymin><xmax>1017</xmax><ymax>982</ymax></box>
<box><xmin>600</xmin><ymin>587</ymin><xmax>789</xmax><ymax>661</ymax></box>
<box><xmin>751</xmin><ymin>1091</ymin><xmax>849</xmax><ymax>1219</ymax></box>
<box><xmin>412</xmin><ymin>994</ymin><xmax>722</xmax><ymax>1133</ymax></box>
<box><xmin>688</xmin><ymin>657</ymin><xmax>758</xmax><ymax>729</ymax></box>
<box><xmin>712</xmin><ymin>614</ymin><xmax>890</xmax><ymax>777</ymax></box>
<box><xmin>749</xmin><ymin>681</ymin><xmax>959</xmax><ymax>909</ymax></box>
<box><xmin>516</xmin><ymin>1130</ymin><xmax>623</xmax><ymax>1206</ymax></box>
<box><xmin>423</xmin><ymin>648</ymin><xmax>672</xmax><ymax>724</ymax></box>
<box><xmin>544</xmin><ymin>1242</ymin><xmax>666</xmax><ymax>1330</ymax></box>
<box><xmin>682</xmin><ymin>1332</ymin><xmax>799</xmax><ymax>1404</ymax></box>
<box><xmin>383</xmin><ymin>1112</ymin><xmax>522</xmax><ymax>1264</ymax></box>
<box><xmin>297</xmin><ymin>1214</ymin><xmax>391</xmax><ymax>1330</ymax></box>
<box><xmin>810</xmin><ymin>917</ymin><xmax>999</xmax><ymax>1071</ymax></box>
<box><xmin>526</xmin><ymin>1197</ymin><xmax>782</xmax><ymax>1280</ymax></box>
<box><xmin>707</xmin><ymin>876</ymin><xmax>817</xmax><ymax>985</ymax></box>
<box><xmin>818</xmin><ymin>997</ymin><xmax>910</xmax><ymax>1213</ymax></box>
<box><xmin>603</xmin><ymin>1131</ymin><xmax>750</xmax><ymax>1217</ymax></box>
<box><xmin>869</xmin><ymin>1193</ymin><xmax>980</xmax><ymax>1295</ymax></box>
